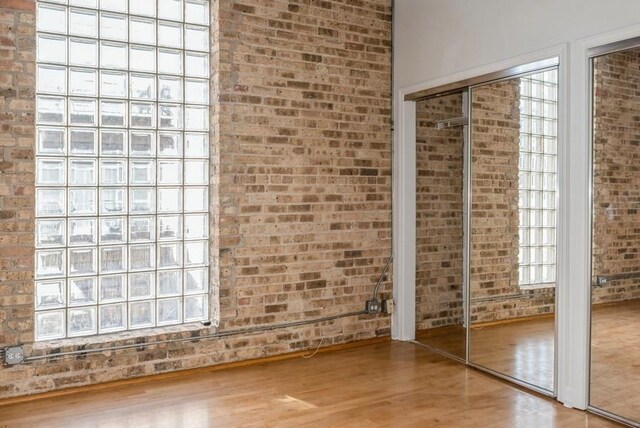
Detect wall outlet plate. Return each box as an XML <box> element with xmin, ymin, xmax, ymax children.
<box><xmin>4</xmin><ymin>345</ymin><xmax>24</xmax><ymax>365</ymax></box>
<box><xmin>365</xmin><ymin>299</ymin><xmax>380</xmax><ymax>314</ymax></box>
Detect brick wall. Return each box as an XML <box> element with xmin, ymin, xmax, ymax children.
<box><xmin>415</xmin><ymin>93</ymin><xmax>465</xmax><ymax>330</ymax></box>
<box><xmin>0</xmin><ymin>0</ymin><xmax>392</xmax><ymax>399</ymax></box>
<box><xmin>592</xmin><ymin>49</ymin><xmax>640</xmax><ymax>304</ymax></box>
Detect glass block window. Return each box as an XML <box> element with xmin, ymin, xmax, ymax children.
<box><xmin>35</xmin><ymin>0</ymin><xmax>211</xmax><ymax>341</ymax></box>
<box><xmin>518</xmin><ymin>70</ymin><xmax>558</xmax><ymax>287</ymax></box>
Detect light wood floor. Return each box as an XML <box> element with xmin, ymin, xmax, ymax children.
<box><xmin>0</xmin><ymin>341</ymin><xmax>619</xmax><ymax>427</ymax></box>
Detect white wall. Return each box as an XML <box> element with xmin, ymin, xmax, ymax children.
<box><xmin>392</xmin><ymin>0</ymin><xmax>640</xmax><ymax>413</ymax></box>
<box><xmin>394</xmin><ymin>0</ymin><xmax>640</xmax><ymax>89</ymax></box>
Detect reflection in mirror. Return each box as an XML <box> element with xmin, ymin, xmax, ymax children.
<box><xmin>469</xmin><ymin>69</ymin><xmax>557</xmax><ymax>391</ymax></box>
<box><xmin>590</xmin><ymin>46</ymin><xmax>640</xmax><ymax>424</ymax></box>
<box><xmin>415</xmin><ymin>91</ymin><xmax>467</xmax><ymax>359</ymax></box>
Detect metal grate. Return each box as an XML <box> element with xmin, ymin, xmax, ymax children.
<box><xmin>34</xmin><ymin>0</ymin><xmax>211</xmax><ymax>341</ymax></box>
<box><xmin>517</xmin><ymin>70</ymin><xmax>558</xmax><ymax>287</ymax></box>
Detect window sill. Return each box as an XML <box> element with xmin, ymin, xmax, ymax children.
<box><xmin>29</xmin><ymin>322</ymin><xmax>217</xmax><ymax>357</ymax></box>
<box><xmin>519</xmin><ymin>283</ymin><xmax>556</xmax><ymax>291</ymax></box>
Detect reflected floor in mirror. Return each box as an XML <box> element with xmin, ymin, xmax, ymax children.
<box><xmin>591</xmin><ymin>299</ymin><xmax>640</xmax><ymax>421</ymax></box>
<box><xmin>470</xmin><ymin>315</ymin><xmax>555</xmax><ymax>392</ymax></box>
<box><xmin>416</xmin><ymin>325</ymin><xmax>466</xmax><ymax>358</ymax></box>
<box><xmin>0</xmin><ymin>341</ymin><xmax>617</xmax><ymax>428</ymax></box>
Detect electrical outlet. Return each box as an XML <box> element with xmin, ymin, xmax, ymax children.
<box><xmin>382</xmin><ymin>298</ymin><xmax>395</xmax><ymax>315</ymax></box>
<box><xmin>4</xmin><ymin>345</ymin><xmax>24</xmax><ymax>365</ymax></box>
<box><xmin>365</xmin><ymin>299</ymin><xmax>380</xmax><ymax>314</ymax></box>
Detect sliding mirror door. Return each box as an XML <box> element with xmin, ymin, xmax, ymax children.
<box><xmin>415</xmin><ymin>91</ymin><xmax>467</xmax><ymax>360</ymax></box>
<box><xmin>590</xmin><ymin>43</ymin><xmax>640</xmax><ymax>425</ymax></box>
<box><xmin>468</xmin><ymin>69</ymin><xmax>558</xmax><ymax>392</ymax></box>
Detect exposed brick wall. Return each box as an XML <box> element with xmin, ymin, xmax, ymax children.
<box><xmin>0</xmin><ymin>0</ymin><xmax>392</xmax><ymax>399</ymax></box>
<box><xmin>415</xmin><ymin>94</ymin><xmax>464</xmax><ymax>330</ymax></box>
<box><xmin>592</xmin><ymin>49</ymin><xmax>640</xmax><ymax>304</ymax></box>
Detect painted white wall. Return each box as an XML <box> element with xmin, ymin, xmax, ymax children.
<box><xmin>392</xmin><ymin>0</ymin><xmax>640</xmax><ymax>414</ymax></box>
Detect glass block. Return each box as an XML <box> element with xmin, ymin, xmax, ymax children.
<box><xmin>69</xmin><ymin>98</ymin><xmax>97</xmax><ymax>126</ymax></box>
<box><xmin>184</xmin><ymin>105</ymin><xmax>208</xmax><ymax>131</ymax></box>
<box><xmin>529</xmin><ymin>265</ymin><xmax>542</xmax><ymax>284</ymax></box>
<box><xmin>130</xmin><ymin>131</ymin><xmax>155</xmax><ymax>156</ymax></box>
<box><xmin>185</xmin><ymin>51</ymin><xmax>209</xmax><ymax>77</ymax></box>
<box><xmin>68</xmin><ymin>277</ymin><xmax>97</xmax><ymax>305</ymax></box>
<box><xmin>184</xmin><ymin>160</ymin><xmax>207</xmax><ymax>184</ymax></box>
<box><xmin>158</xmin><ymin>215</ymin><xmax>182</xmax><ymax>240</ymax></box>
<box><xmin>129</xmin><ymin>216</ymin><xmax>154</xmax><ymax>241</ymax></box>
<box><xmin>543</xmin><ymin>171</ymin><xmax>556</xmax><ymax>191</ymax></box>
<box><xmin>35</xmin><ymin>310</ymin><xmax>65</xmax><ymax>341</ymax></box>
<box><xmin>69</xmin><ymin>128</ymin><xmax>97</xmax><ymax>155</ymax></box>
<box><xmin>101</xmin><ymin>0</ymin><xmax>128</xmax><ymax>12</ymax></box>
<box><xmin>130</xmin><ymin>187</ymin><xmax>155</xmax><ymax>213</ymax></box>
<box><xmin>531</xmin><ymin>247</ymin><xmax>542</xmax><ymax>264</ymax></box>
<box><xmin>100</xmin><ymin>100</ymin><xmax>127</xmax><ymax>127</ymax></box>
<box><xmin>158</xmin><ymin>132</ymin><xmax>182</xmax><ymax>157</ymax></box>
<box><xmin>184</xmin><ymin>214</ymin><xmax>207</xmax><ymax>239</ymax></box>
<box><xmin>529</xmin><ymin>228</ymin><xmax>542</xmax><ymax>246</ymax></box>
<box><xmin>100</xmin><ymin>187</ymin><xmax>126</xmax><ymax>214</ymax></box>
<box><xmin>100</xmin><ymin>130</ymin><xmax>127</xmax><ymax>156</ymax></box>
<box><xmin>129</xmin><ymin>244</ymin><xmax>155</xmax><ymax>271</ymax></box>
<box><xmin>72</xmin><ymin>0</ymin><xmax>98</xmax><ymax>6</ymax></box>
<box><xmin>38</xmin><ymin>127</ymin><xmax>66</xmax><ymax>155</ymax></box>
<box><xmin>543</xmin><ymin>155</ymin><xmax>556</xmax><ymax>173</ymax></box>
<box><xmin>69</xmin><ymin>38</ymin><xmax>98</xmax><ymax>67</ymax></box>
<box><xmin>101</xmin><ymin>70</ymin><xmax>128</xmax><ymax>98</ymax></box>
<box><xmin>158</xmin><ymin>21</ymin><xmax>183</xmax><ymax>50</ymax></box>
<box><xmin>36</xmin><ymin>249</ymin><xmax>65</xmax><ymax>278</ymax></box>
<box><xmin>99</xmin><ymin>274</ymin><xmax>126</xmax><ymax>302</ymax></box>
<box><xmin>158</xmin><ymin>0</ymin><xmax>183</xmax><ymax>21</ymax></box>
<box><xmin>36</xmin><ymin>188</ymin><xmax>65</xmax><ymax>217</ymax></box>
<box><xmin>157</xmin><ymin>187</ymin><xmax>182</xmax><ymax>212</ymax></box>
<box><xmin>185</xmin><ymin>25</ymin><xmax>208</xmax><ymax>52</ymax></box>
<box><xmin>130</xmin><ymin>102</ymin><xmax>155</xmax><ymax>128</ymax></box>
<box><xmin>185</xmin><ymin>268</ymin><xmax>207</xmax><ymax>294</ymax></box>
<box><xmin>130</xmin><ymin>0</ymin><xmax>156</xmax><ymax>17</ymax></box>
<box><xmin>530</xmin><ymin>172</ymin><xmax>542</xmax><ymax>190</ymax></box>
<box><xmin>542</xmin><ymin>265</ymin><xmax>556</xmax><ymax>283</ymax></box>
<box><xmin>184</xmin><ymin>295</ymin><xmax>207</xmax><ymax>321</ymax></box>
<box><xmin>69</xmin><ymin>188</ymin><xmax>97</xmax><ymax>216</ymax></box>
<box><xmin>529</xmin><ymin>209</ymin><xmax>542</xmax><ymax>227</ymax></box>
<box><xmin>543</xmin><ymin>228</ymin><xmax>556</xmax><ymax>245</ymax></box>
<box><xmin>543</xmin><ymin>210</ymin><xmax>556</xmax><ymax>227</ymax></box>
<box><xmin>69</xmin><ymin>8</ymin><xmax>98</xmax><ymax>38</ymax></box>
<box><xmin>100</xmin><ymin>246</ymin><xmax>126</xmax><ymax>273</ymax></box>
<box><xmin>37</xmin><ymin>65</ymin><xmax>66</xmax><ymax>95</ymax></box>
<box><xmin>68</xmin><ymin>218</ymin><xmax>97</xmax><ymax>246</ymax></box>
<box><xmin>159</xmin><ymin>104</ymin><xmax>183</xmax><ymax>129</ymax></box>
<box><xmin>129</xmin><ymin>271</ymin><xmax>155</xmax><ymax>300</ymax></box>
<box><xmin>100</xmin><ymin>41</ymin><xmax>127</xmax><ymax>69</ymax></box>
<box><xmin>157</xmin><ymin>297</ymin><xmax>182</xmax><ymax>325</ymax></box>
<box><xmin>519</xmin><ymin>266</ymin><xmax>529</xmax><ymax>285</ymax></box>
<box><xmin>518</xmin><ymin>247</ymin><xmax>528</xmax><ymax>265</ymax></box>
<box><xmin>185</xmin><ymin>0</ymin><xmax>209</xmax><ymax>25</ymax></box>
<box><xmin>37</xmin><ymin>96</ymin><xmax>66</xmax><ymax>125</ymax></box>
<box><xmin>185</xmin><ymin>79</ymin><xmax>208</xmax><ymax>104</ymax></box>
<box><xmin>68</xmin><ymin>306</ymin><xmax>97</xmax><ymax>337</ymax></box>
<box><xmin>129</xmin><ymin>300</ymin><xmax>155</xmax><ymax>329</ymax></box>
<box><xmin>100</xmin><ymin>12</ymin><xmax>128</xmax><ymax>41</ymax></box>
<box><xmin>158</xmin><ymin>49</ymin><xmax>183</xmax><ymax>75</ymax></box>
<box><xmin>544</xmin><ymin>138</ymin><xmax>557</xmax><ymax>154</ymax></box>
<box><xmin>37</xmin><ymin>219</ymin><xmax>65</xmax><ymax>248</ymax></box>
<box><xmin>37</xmin><ymin>3</ymin><xmax>67</xmax><ymax>33</ymax></box>
<box><xmin>36</xmin><ymin>280</ymin><xmax>66</xmax><ymax>309</ymax></box>
<box><xmin>130</xmin><ymin>45</ymin><xmax>156</xmax><ymax>73</ymax></box>
<box><xmin>69</xmin><ymin>159</ymin><xmax>97</xmax><ymax>186</ymax></box>
<box><xmin>543</xmin><ymin>247</ymin><xmax>556</xmax><ymax>264</ymax></box>
<box><xmin>37</xmin><ymin>158</ymin><xmax>66</xmax><ymax>186</ymax></box>
<box><xmin>129</xmin><ymin>17</ymin><xmax>156</xmax><ymax>45</ymax></box>
<box><xmin>158</xmin><ymin>76</ymin><xmax>182</xmax><ymax>102</ymax></box>
<box><xmin>100</xmin><ymin>303</ymin><xmax>127</xmax><ymax>332</ymax></box>
<box><xmin>130</xmin><ymin>73</ymin><xmax>155</xmax><ymax>100</ymax></box>
<box><xmin>543</xmin><ymin>191</ymin><xmax>556</xmax><ymax>209</ymax></box>
<box><xmin>100</xmin><ymin>216</ymin><xmax>126</xmax><ymax>243</ymax></box>
<box><xmin>157</xmin><ymin>270</ymin><xmax>181</xmax><ymax>296</ymax></box>
<box><xmin>100</xmin><ymin>159</ymin><xmax>126</xmax><ymax>185</ymax></box>
<box><xmin>158</xmin><ymin>160</ymin><xmax>182</xmax><ymax>184</ymax></box>
<box><xmin>529</xmin><ymin>191</ymin><xmax>542</xmax><ymax>209</ymax></box>
<box><xmin>69</xmin><ymin>68</ymin><xmax>98</xmax><ymax>97</ymax></box>
<box><xmin>184</xmin><ymin>187</ymin><xmax>207</xmax><ymax>212</ymax></box>
<box><xmin>37</xmin><ymin>34</ymin><xmax>67</xmax><ymax>65</ymax></box>
<box><xmin>68</xmin><ymin>247</ymin><xmax>97</xmax><ymax>276</ymax></box>
<box><xmin>531</xmin><ymin>136</ymin><xmax>543</xmax><ymax>153</ymax></box>
<box><xmin>158</xmin><ymin>243</ymin><xmax>182</xmax><ymax>268</ymax></box>
<box><xmin>184</xmin><ymin>240</ymin><xmax>207</xmax><ymax>266</ymax></box>
<box><xmin>184</xmin><ymin>133</ymin><xmax>208</xmax><ymax>157</ymax></box>
<box><xmin>130</xmin><ymin>160</ymin><xmax>155</xmax><ymax>185</ymax></box>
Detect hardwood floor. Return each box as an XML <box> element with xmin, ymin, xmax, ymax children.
<box><xmin>0</xmin><ymin>341</ymin><xmax>618</xmax><ymax>427</ymax></box>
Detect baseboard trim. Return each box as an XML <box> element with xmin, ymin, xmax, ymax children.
<box><xmin>0</xmin><ymin>335</ymin><xmax>391</xmax><ymax>407</ymax></box>
<box><xmin>471</xmin><ymin>312</ymin><xmax>555</xmax><ymax>329</ymax></box>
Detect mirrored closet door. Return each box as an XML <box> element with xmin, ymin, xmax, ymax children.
<box><xmin>590</xmin><ymin>40</ymin><xmax>640</xmax><ymax>426</ymax></box>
